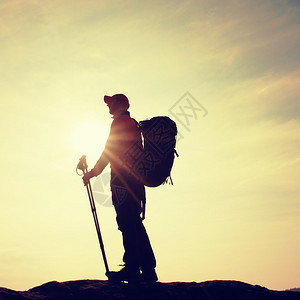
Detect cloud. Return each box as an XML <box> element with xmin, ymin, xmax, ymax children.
<box><xmin>177</xmin><ymin>0</ymin><xmax>300</xmax><ymax>80</ymax></box>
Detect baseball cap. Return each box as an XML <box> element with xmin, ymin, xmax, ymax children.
<box><xmin>104</xmin><ymin>94</ymin><xmax>129</xmax><ymax>108</ymax></box>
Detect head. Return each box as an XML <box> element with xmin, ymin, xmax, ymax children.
<box><xmin>104</xmin><ymin>94</ymin><xmax>130</xmax><ymax>116</ymax></box>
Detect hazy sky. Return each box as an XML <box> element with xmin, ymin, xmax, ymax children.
<box><xmin>1</xmin><ymin>0</ymin><xmax>299</xmax><ymax>291</ymax></box>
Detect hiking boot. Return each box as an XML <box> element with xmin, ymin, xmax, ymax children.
<box><xmin>106</xmin><ymin>266</ymin><xmax>141</xmax><ymax>283</ymax></box>
<box><xmin>141</xmin><ymin>268</ymin><xmax>158</xmax><ymax>282</ymax></box>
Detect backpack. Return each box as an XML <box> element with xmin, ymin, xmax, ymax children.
<box><xmin>121</xmin><ymin>116</ymin><xmax>178</xmax><ymax>187</ymax></box>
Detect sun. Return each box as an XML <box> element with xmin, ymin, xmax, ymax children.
<box><xmin>72</xmin><ymin>120</ymin><xmax>108</xmax><ymax>158</ymax></box>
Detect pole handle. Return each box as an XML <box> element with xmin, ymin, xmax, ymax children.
<box><xmin>76</xmin><ymin>155</ymin><xmax>88</xmax><ymax>175</ymax></box>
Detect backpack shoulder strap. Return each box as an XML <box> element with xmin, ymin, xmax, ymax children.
<box><xmin>131</xmin><ymin>118</ymin><xmax>141</xmax><ymax>129</ymax></box>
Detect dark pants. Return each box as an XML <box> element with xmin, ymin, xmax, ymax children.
<box><xmin>111</xmin><ymin>173</ymin><xmax>156</xmax><ymax>271</ymax></box>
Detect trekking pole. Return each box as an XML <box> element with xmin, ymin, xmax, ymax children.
<box><xmin>76</xmin><ymin>155</ymin><xmax>110</xmax><ymax>274</ymax></box>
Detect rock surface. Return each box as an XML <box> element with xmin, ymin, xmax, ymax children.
<box><xmin>1</xmin><ymin>280</ymin><xmax>300</xmax><ymax>300</ymax></box>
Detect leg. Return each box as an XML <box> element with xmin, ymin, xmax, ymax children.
<box><xmin>115</xmin><ymin>195</ymin><xmax>141</xmax><ymax>269</ymax></box>
<box><xmin>137</xmin><ymin>222</ymin><xmax>156</xmax><ymax>269</ymax></box>
<box><xmin>136</xmin><ymin>222</ymin><xmax>158</xmax><ymax>282</ymax></box>
<box><xmin>107</xmin><ymin>191</ymin><xmax>141</xmax><ymax>282</ymax></box>
<box><xmin>110</xmin><ymin>179</ymin><xmax>157</xmax><ymax>282</ymax></box>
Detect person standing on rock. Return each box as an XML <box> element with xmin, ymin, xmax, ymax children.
<box><xmin>82</xmin><ymin>94</ymin><xmax>157</xmax><ymax>282</ymax></box>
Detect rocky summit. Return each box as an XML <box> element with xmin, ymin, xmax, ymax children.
<box><xmin>0</xmin><ymin>280</ymin><xmax>300</xmax><ymax>300</ymax></box>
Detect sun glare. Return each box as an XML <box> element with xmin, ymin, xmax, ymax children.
<box><xmin>72</xmin><ymin>120</ymin><xmax>107</xmax><ymax>156</ymax></box>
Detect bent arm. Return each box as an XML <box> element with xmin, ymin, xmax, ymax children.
<box><xmin>82</xmin><ymin>118</ymin><xmax>120</xmax><ymax>185</ymax></box>
<box><xmin>82</xmin><ymin>151</ymin><xmax>109</xmax><ymax>186</ymax></box>
<box><xmin>89</xmin><ymin>121</ymin><xmax>116</xmax><ymax>178</ymax></box>
<box><xmin>91</xmin><ymin>152</ymin><xmax>109</xmax><ymax>177</ymax></box>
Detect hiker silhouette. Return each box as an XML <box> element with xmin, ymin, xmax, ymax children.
<box><xmin>82</xmin><ymin>94</ymin><xmax>157</xmax><ymax>282</ymax></box>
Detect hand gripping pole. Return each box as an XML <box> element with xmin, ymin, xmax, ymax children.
<box><xmin>76</xmin><ymin>155</ymin><xmax>109</xmax><ymax>274</ymax></box>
